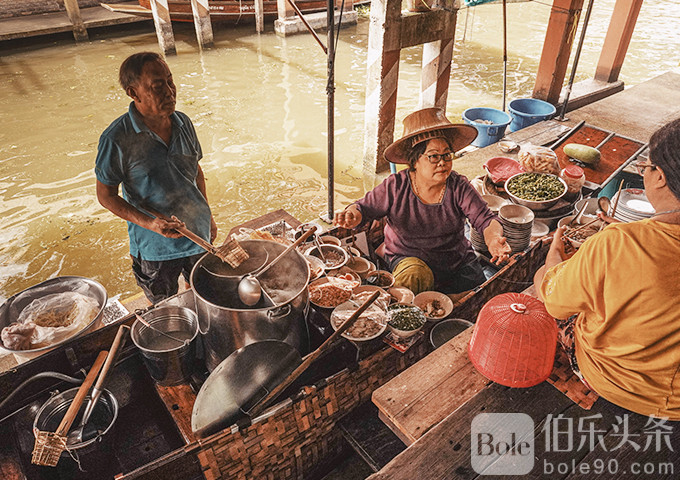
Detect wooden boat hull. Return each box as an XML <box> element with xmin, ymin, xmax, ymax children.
<box><xmin>136</xmin><ymin>0</ymin><xmax>329</xmax><ymax>22</ymax></box>
<box><xmin>0</xmin><ymin>219</ymin><xmax>549</xmax><ymax>479</ymax></box>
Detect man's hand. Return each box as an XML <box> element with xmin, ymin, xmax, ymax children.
<box><xmin>210</xmin><ymin>216</ymin><xmax>218</xmax><ymax>243</ymax></box>
<box><xmin>487</xmin><ymin>235</ymin><xmax>512</xmax><ymax>265</ymax></box>
<box><xmin>334</xmin><ymin>205</ymin><xmax>362</xmax><ymax>229</ymax></box>
<box><xmin>150</xmin><ymin>216</ymin><xmax>185</xmax><ymax>238</ymax></box>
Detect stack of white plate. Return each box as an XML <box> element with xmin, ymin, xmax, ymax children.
<box><xmin>609</xmin><ymin>189</ymin><xmax>655</xmax><ymax>222</ymax></box>
<box><xmin>498</xmin><ymin>204</ymin><xmax>534</xmax><ymax>253</ymax></box>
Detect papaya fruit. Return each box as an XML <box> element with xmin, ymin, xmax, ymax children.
<box><xmin>563</xmin><ymin>143</ymin><xmax>601</xmax><ymax>165</ymax></box>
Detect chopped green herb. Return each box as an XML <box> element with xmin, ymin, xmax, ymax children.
<box><xmin>507</xmin><ymin>173</ymin><xmax>565</xmax><ymax>201</ymax></box>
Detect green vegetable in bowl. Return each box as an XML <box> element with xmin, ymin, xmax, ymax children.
<box><xmin>388</xmin><ymin>305</ymin><xmax>425</xmax><ymax>331</ymax></box>
<box><xmin>506</xmin><ymin>173</ymin><xmax>565</xmax><ymax>201</ymax></box>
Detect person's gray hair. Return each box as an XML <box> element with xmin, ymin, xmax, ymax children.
<box><xmin>649</xmin><ymin>117</ymin><xmax>680</xmax><ymax>201</ymax></box>
<box><xmin>119</xmin><ymin>52</ymin><xmax>166</xmax><ymax>90</ymax></box>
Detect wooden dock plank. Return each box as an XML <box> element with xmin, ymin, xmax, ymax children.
<box><xmin>372</xmin><ymin>328</ymin><xmax>489</xmax><ymax>445</ymax></box>
<box><xmin>0</xmin><ymin>1</ymin><xmax>149</xmax><ymax>41</ymax></box>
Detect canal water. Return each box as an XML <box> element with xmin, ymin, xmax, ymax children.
<box><xmin>1</xmin><ymin>1</ymin><xmax>678</xmax><ymax>301</ymax></box>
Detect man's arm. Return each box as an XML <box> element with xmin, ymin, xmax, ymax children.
<box><xmin>195</xmin><ymin>165</ymin><xmax>218</xmax><ymax>243</ymax></box>
<box><xmin>96</xmin><ymin>180</ymin><xmax>184</xmax><ymax>238</ymax></box>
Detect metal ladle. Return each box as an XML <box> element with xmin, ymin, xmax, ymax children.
<box><xmin>238</xmin><ymin>226</ymin><xmax>317</xmax><ymax>306</ymax></box>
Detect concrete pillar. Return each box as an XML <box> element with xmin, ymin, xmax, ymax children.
<box><xmin>594</xmin><ymin>0</ymin><xmax>643</xmax><ymax>83</ymax></box>
<box><xmin>532</xmin><ymin>0</ymin><xmax>585</xmax><ymax>104</ymax></box>
<box><xmin>149</xmin><ymin>0</ymin><xmax>176</xmax><ymax>55</ymax></box>
<box><xmin>63</xmin><ymin>0</ymin><xmax>88</xmax><ymax>42</ymax></box>
<box><xmin>363</xmin><ymin>0</ymin><xmax>403</xmax><ymax>176</ymax></box>
<box><xmin>277</xmin><ymin>0</ymin><xmax>295</xmax><ymax>20</ymax></box>
<box><xmin>190</xmin><ymin>0</ymin><xmax>214</xmax><ymax>49</ymax></box>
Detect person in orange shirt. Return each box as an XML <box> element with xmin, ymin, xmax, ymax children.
<box><xmin>534</xmin><ymin>117</ymin><xmax>680</xmax><ymax>419</ymax></box>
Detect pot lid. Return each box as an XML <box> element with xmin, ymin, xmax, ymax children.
<box><xmin>191</xmin><ymin>340</ymin><xmax>301</xmax><ymax>438</ymax></box>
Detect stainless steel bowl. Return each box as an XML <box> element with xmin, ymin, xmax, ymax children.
<box><xmin>505</xmin><ymin>172</ymin><xmax>568</xmax><ymax>211</ymax></box>
<box><xmin>0</xmin><ymin>276</ymin><xmax>107</xmax><ymax>355</ymax></box>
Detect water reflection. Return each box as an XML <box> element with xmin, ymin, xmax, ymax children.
<box><xmin>0</xmin><ymin>1</ymin><xmax>678</xmax><ymax>301</ymax></box>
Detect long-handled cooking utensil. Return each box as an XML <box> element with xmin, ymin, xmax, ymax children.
<box><xmin>170</xmin><ymin>216</ymin><xmax>248</xmax><ymax>269</ymax></box>
<box><xmin>238</xmin><ymin>226</ymin><xmax>317</xmax><ymax>306</ymax></box>
<box><xmin>67</xmin><ymin>325</ymin><xmax>128</xmax><ymax>445</ymax></box>
<box><xmin>192</xmin><ymin>290</ymin><xmax>380</xmax><ymax>437</ymax></box>
<box><xmin>32</xmin><ymin>351</ymin><xmax>107</xmax><ymax>466</ymax></box>
<box><xmin>598</xmin><ymin>180</ymin><xmax>625</xmax><ymax>231</ymax></box>
<box><xmin>145</xmin><ymin>206</ymin><xmax>248</xmax><ymax>268</ymax></box>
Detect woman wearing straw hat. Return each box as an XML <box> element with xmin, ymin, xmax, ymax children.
<box><xmin>334</xmin><ymin>108</ymin><xmax>511</xmax><ymax>295</ymax></box>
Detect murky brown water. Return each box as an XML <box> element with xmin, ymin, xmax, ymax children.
<box><xmin>1</xmin><ymin>1</ymin><xmax>678</xmax><ymax>301</ymax></box>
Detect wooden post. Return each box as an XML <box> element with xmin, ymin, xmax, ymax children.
<box><xmin>363</xmin><ymin>0</ymin><xmax>459</xmax><ymax>175</ymax></box>
<box><xmin>63</xmin><ymin>0</ymin><xmax>88</xmax><ymax>42</ymax></box>
<box><xmin>532</xmin><ymin>0</ymin><xmax>585</xmax><ymax>104</ymax></box>
<box><xmin>419</xmin><ymin>6</ymin><xmax>457</xmax><ymax>109</ymax></box>
<box><xmin>255</xmin><ymin>0</ymin><xmax>265</xmax><ymax>33</ymax></box>
<box><xmin>150</xmin><ymin>0</ymin><xmax>176</xmax><ymax>55</ymax></box>
<box><xmin>190</xmin><ymin>0</ymin><xmax>214</xmax><ymax>48</ymax></box>
<box><xmin>363</xmin><ymin>0</ymin><xmax>403</xmax><ymax>175</ymax></box>
<box><xmin>594</xmin><ymin>0</ymin><xmax>643</xmax><ymax>83</ymax></box>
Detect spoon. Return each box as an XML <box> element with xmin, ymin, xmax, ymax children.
<box><xmin>312</xmin><ymin>235</ymin><xmax>328</xmax><ymax>264</ymax></box>
<box><xmin>568</xmin><ymin>201</ymin><xmax>589</xmax><ymax>227</ymax></box>
<box><xmin>238</xmin><ymin>226</ymin><xmax>317</xmax><ymax>306</ymax></box>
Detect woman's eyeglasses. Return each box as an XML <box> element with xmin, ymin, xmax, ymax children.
<box><xmin>424</xmin><ymin>152</ymin><xmax>454</xmax><ymax>164</ymax></box>
<box><xmin>634</xmin><ymin>161</ymin><xmax>656</xmax><ymax>176</ymax></box>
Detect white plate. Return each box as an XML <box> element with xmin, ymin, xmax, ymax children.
<box><xmin>330</xmin><ymin>301</ymin><xmax>387</xmax><ymax>342</ymax></box>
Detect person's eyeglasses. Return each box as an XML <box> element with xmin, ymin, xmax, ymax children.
<box><xmin>424</xmin><ymin>152</ymin><xmax>454</xmax><ymax>164</ymax></box>
<box><xmin>634</xmin><ymin>161</ymin><xmax>656</xmax><ymax>176</ymax></box>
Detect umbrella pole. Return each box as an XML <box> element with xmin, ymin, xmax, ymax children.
<box><xmin>557</xmin><ymin>0</ymin><xmax>595</xmax><ymax>121</ymax></box>
<box><xmin>324</xmin><ymin>0</ymin><xmax>335</xmax><ymax>224</ymax></box>
<box><xmin>502</xmin><ymin>0</ymin><xmax>507</xmax><ymax>111</ymax></box>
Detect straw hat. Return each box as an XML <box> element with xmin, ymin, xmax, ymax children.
<box><xmin>384</xmin><ymin>108</ymin><xmax>478</xmax><ymax>164</ymax></box>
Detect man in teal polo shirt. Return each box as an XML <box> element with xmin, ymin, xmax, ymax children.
<box><xmin>95</xmin><ymin>52</ymin><xmax>217</xmax><ymax>304</ymax></box>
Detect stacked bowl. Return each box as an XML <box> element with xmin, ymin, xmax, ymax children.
<box><xmin>470</xmin><ymin>195</ymin><xmax>509</xmax><ymax>255</ymax></box>
<box><xmin>498</xmin><ymin>204</ymin><xmax>534</xmax><ymax>253</ymax></box>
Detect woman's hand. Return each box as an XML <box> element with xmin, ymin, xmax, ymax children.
<box><xmin>548</xmin><ymin>226</ymin><xmax>575</xmax><ymax>262</ymax></box>
<box><xmin>334</xmin><ymin>205</ymin><xmax>362</xmax><ymax>229</ymax></box>
<box><xmin>597</xmin><ymin>211</ymin><xmax>620</xmax><ymax>224</ymax></box>
<box><xmin>487</xmin><ymin>235</ymin><xmax>512</xmax><ymax>265</ymax></box>
<box><xmin>483</xmin><ymin>220</ymin><xmax>511</xmax><ymax>265</ymax></box>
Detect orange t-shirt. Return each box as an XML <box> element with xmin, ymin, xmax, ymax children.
<box><xmin>541</xmin><ymin>219</ymin><xmax>680</xmax><ymax>419</ymax></box>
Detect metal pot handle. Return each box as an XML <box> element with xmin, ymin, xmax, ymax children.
<box><xmin>267</xmin><ymin>304</ymin><xmax>292</xmax><ymax>320</ymax></box>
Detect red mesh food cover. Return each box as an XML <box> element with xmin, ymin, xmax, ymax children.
<box><xmin>468</xmin><ymin>292</ymin><xmax>557</xmax><ymax>388</ymax></box>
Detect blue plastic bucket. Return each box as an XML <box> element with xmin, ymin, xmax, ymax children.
<box><xmin>462</xmin><ymin>107</ymin><xmax>512</xmax><ymax>148</ymax></box>
<box><xmin>508</xmin><ymin>98</ymin><xmax>556</xmax><ymax>132</ymax></box>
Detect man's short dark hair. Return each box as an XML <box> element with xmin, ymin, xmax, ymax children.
<box><xmin>649</xmin><ymin>117</ymin><xmax>680</xmax><ymax>201</ymax></box>
<box><xmin>119</xmin><ymin>52</ymin><xmax>165</xmax><ymax>90</ymax></box>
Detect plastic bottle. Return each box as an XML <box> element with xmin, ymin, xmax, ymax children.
<box><xmin>560</xmin><ymin>165</ymin><xmax>585</xmax><ymax>195</ymax></box>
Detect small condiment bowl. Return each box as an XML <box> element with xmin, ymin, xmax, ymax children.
<box><xmin>366</xmin><ymin>270</ymin><xmax>395</xmax><ymax>288</ymax></box>
<box><xmin>413</xmin><ymin>291</ymin><xmax>454</xmax><ymax>322</ymax></box>
<box><xmin>387</xmin><ymin>303</ymin><xmax>426</xmax><ymax>338</ymax></box>
<box><xmin>305</xmin><ymin>255</ymin><xmax>326</xmax><ymax>281</ymax></box>
<box><xmin>346</xmin><ymin>256</ymin><xmax>375</xmax><ymax>279</ymax></box>
<box><xmin>305</xmin><ymin>244</ymin><xmax>349</xmax><ymax>271</ymax></box>
<box><xmin>387</xmin><ymin>286</ymin><xmax>415</xmax><ymax>304</ymax></box>
<box><xmin>320</xmin><ymin>235</ymin><xmax>342</xmax><ymax>246</ymax></box>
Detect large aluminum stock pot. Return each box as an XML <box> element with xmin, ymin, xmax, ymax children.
<box><xmin>190</xmin><ymin>240</ymin><xmax>310</xmax><ymax>372</ymax></box>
